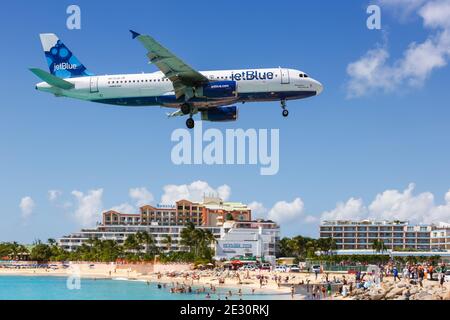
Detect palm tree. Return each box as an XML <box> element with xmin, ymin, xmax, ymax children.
<box><xmin>124</xmin><ymin>234</ymin><xmax>141</xmax><ymax>256</ymax></box>
<box><xmin>372</xmin><ymin>239</ymin><xmax>386</xmax><ymax>254</ymax></box>
<box><xmin>162</xmin><ymin>235</ymin><xmax>173</xmax><ymax>252</ymax></box>
<box><xmin>136</xmin><ymin>231</ymin><xmax>158</xmax><ymax>256</ymax></box>
<box><xmin>180</xmin><ymin>222</ymin><xmax>196</xmax><ymax>252</ymax></box>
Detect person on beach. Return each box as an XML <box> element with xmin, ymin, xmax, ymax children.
<box><xmin>291</xmin><ymin>285</ymin><xmax>295</xmax><ymax>299</ymax></box>
<box><xmin>439</xmin><ymin>272</ymin><xmax>445</xmax><ymax>287</ymax></box>
<box><xmin>393</xmin><ymin>267</ymin><xmax>400</xmax><ymax>282</ymax></box>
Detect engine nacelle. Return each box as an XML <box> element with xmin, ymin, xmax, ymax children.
<box><xmin>201</xmin><ymin>106</ymin><xmax>238</xmax><ymax>122</ymax></box>
<box><xmin>197</xmin><ymin>81</ymin><xmax>237</xmax><ymax>99</ymax></box>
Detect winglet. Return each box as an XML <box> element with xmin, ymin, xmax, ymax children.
<box><xmin>130</xmin><ymin>30</ymin><xmax>141</xmax><ymax>39</ymax></box>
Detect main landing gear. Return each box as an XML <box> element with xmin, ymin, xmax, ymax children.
<box><xmin>181</xmin><ymin>103</ymin><xmax>195</xmax><ymax>129</ymax></box>
<box><xmin>281</xmin><ymin>99</ymin><xmax>289</xmax><ymax>117</ymax></box>
<box><xmin>186</xmin><ymin>117</ymin><xmax>195</xmax><ymax>129</ymax></box>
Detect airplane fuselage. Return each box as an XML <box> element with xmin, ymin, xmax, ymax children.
<box><xmin>36</xmin><ymin>67</ymin><xmax>323</xmax><ymax>109</ymax></box>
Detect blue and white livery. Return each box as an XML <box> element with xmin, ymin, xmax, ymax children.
<box><xmin>31</xmin><ymin>31</ymin><xmax>323</xmax><ymax>129</ymax></box>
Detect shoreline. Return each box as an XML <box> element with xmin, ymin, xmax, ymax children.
<box><xmin>0</xmin><ymin>267</ymin><xmax>299</xmax><ymax>299</ymax></box>
<box><xmin>3</xmin><ymin>265</ymin><xmax>447</xmax><ymax>300</ymax></box>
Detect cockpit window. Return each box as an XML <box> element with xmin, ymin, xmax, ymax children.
<box><xmin>299</xmin><ymin>74</ymin><xmax>304</xmax><ymax>78</ymax></box>
<box><xmin>299</xmin><ymin>73</ymin><xmax>309</xmax><ymax>78</ymax></box>
<box><xmin>304</xmin><ymin>74</ymin><xmax>309</xmax><ymax>78</ymax></box>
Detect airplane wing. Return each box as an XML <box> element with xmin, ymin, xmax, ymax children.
<box><xmin>130</xmin><ymin>30</ymin><xmax>209</xmax><ymax>100</ymax></box>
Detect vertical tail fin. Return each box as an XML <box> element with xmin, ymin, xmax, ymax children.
<box><xmin>39</xmin><ymin>33</ymin><xmax>94</xmax><ymax>78</ymax></box>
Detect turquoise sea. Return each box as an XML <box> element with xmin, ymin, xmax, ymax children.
<box><xmin>0</xmin><ymin>276</ymin><xmax>290</xmax><ymax>300</ymax></box>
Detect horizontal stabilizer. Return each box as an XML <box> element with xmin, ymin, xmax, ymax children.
<box><xmin>29</xmin><ymin>68</ymin><xmax>75</xmax><ymax>90</ymax></box>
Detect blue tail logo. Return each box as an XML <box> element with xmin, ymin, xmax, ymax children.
<box><xmin>40</xmin><ymin>33</ymin><xmax>93</xmax><ymax>78</ymax></box>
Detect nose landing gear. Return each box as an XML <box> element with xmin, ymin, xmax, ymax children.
<box><xmin>281</xmin><ymin>99</ymin><xmax>289</xmax><ymax>117</ymax></box>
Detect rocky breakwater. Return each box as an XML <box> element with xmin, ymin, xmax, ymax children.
<box><xmin>347</xmin><ymin>281</ymin><xmax>450</xmax><ymax>301</ymax></box>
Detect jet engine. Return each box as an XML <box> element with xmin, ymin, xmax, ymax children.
<box><xmin>201</xmin><ymin>106</ymin><xmax>238</xmax><ymax>122</ymax></box>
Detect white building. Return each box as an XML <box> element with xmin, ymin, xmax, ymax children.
<box><xmin>59</xmin><ymin>225</ymin><xmax>222</xmax><ymax>252</ymax></box>
<box><xmin>214</xmin><ymin>220</ymin><xmax>280</xmax><ymax>264</ymax></box>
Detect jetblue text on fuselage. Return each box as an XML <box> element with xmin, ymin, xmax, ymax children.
<box><xmin>230</xmin><ymin>70</ymin><xmax>274</xmax><ymax>81</ymax></box>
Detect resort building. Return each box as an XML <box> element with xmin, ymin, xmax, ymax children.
<box><xmin>102</xmin><ymin>196</ymin><xmax>251</xmax><ymax>227</ymax></box>
<box><xmin>214</xmin><ymin>220</ymin><xmax>281</xmax><ymax>264</ymax></box>
<box><xmin>58</xmin><ymin>197</ymin><xmax>279</xmax><ymax>262</ymax></box>
<box><xmin>319</xmin><ymin>220</ymin><xmax>434</xmax><ymax>251</ymax></box>
<box><xmin>430</xmin><ymin>223</ymin><xmax>450</xmax><ymax>251</ymax></box>
<box><xmin>58</xmin><ymin>224</ymin><xmax>222</xmax><ymax>253</ymax></box>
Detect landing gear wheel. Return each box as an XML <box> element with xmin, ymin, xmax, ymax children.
<box><xmin>281</xmin><ymin>99</ymin><xmax>289</xmax><ymax>117</ymax></box>
<box><xmin>186</xmin><ymin>118</ymin><xmax>195</xmax><ymax>129</ymax></box>
<box><xmin>181</xmin><ymin>103</ymin><xmax>191</xmax><ymax>115</ymax></box>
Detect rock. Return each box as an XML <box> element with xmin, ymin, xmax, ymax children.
<box><xmin>369</xmin><ymin>293</ymin><xmax>385</xmax><ymax>300</ymax></box>
<box><xmin>415</xmin><ymin>291</ymin><xmax>433</xmax><ymax>300</ymax></box>
<box><xmin>443</xmin><ymin>291</ymin><xmax>450</xmax><ymax>301</ymax></box>
<box><xmin>396</xmin><ymin>283</ymin><xmax>406</xmax><ymax>288</ymax></box>
<box><xmin>386</xmin><ymin>287</ymin><xmax>404</xmax><ymax>299</ymax></box>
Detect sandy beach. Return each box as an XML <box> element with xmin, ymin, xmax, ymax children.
<box><xmin>1</xmin><ymin>263</ymin><xmax>449</xmax><ymax>300</ymax></box>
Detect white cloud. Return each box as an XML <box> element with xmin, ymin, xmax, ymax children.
<box><xmin>129</xmin><ymin>187</ymin><xmax>154</xmax><ymax>207</ymax></box>
<box><xmin>304</xmin><ymin>215</ymin><xmax>319</xmax><ymax>224</ymax></box>
<box><xmin>160</xmin><ymin>181</ymin><xmax>231</xmax><ymax>204</ymax></box>
<box><xmin>419</xmin><ymin>0</ymin><xmax>450</xmax><ymax>28</ymax></box>
<box><xmin>347</xmin><ymin>0</ymin><xmax>450</xmax><ymax>97</ymax></box>
<box><xmin>321</xmin><ymin>184</ymin><xmax>450</xmax><ymax>224</ymax></box>
<box><xmin>109</xmin><ymin>202</ymin><xmax>136</xmax><ymax>214</ymax></box>
<box><xmin>321</xmin><ymin>198</ymin><xmax>367</xmax><ymax>221</ymax></box>
<box><xmin>19</xmin><ymin>196</ymin><xmax>35</xmax><ymax>219</ymax></box>
<box><xmin>268</xmin><ymin>198</ymin><xmax>305</xmax><ymax>223</ymax></box>
<box><xmin>48</xmin><ymin>190</ymin><xmax>62</xmax><ymax>201</ymax></box>
<box><xmin>71</xmin><ymin>189</ymin><xmax>103</xmax><ymax>227</ymax></box>
<box><xmin>248</xmin><ymin>201</ymin><xmax>268</xmax><ymax>219</ymax></box>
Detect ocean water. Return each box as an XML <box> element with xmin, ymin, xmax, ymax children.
<box><xmin>0</xmin><ymin>276</ymin><xmax>290</xmax><ymax>300</ymax></box>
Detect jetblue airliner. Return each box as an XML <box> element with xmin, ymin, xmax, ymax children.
<box><xmin>31</xmin><ymin>31</ymin><xmax>323</xmax><ymax>129</ymax></box>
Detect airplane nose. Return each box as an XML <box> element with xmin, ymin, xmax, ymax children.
<box><xmin>314</xmin><ymin>80</ymin><xmax>323</xmax><ymax>96</ymax></box>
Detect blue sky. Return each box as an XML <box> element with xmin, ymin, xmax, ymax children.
<box><xmin>1</xmin><ymin>0</ymin><xmax>450</xmax><ymax>242</ymax></box>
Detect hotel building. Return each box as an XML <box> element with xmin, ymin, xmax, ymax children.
<box><xmin>59</xmin><ymin>197</ymin><xmax>280</xmax><ymax>261</ymax></box>
<box><xmin>319</xmin><ymin>220</ymin><xmax>450</xmax><ymax>253</ymax></box>
<box><xmin>430</xmin><ymin>223</ymin><xmax>450</xmax><ymax>251</ymax></box>
<box><xmin>319</xmin><ymin>220</ymin><xmax>433</xmax><ymax>251</ymax></box>
<box><xmin>103</xmin><ymin>196</ymin><xmax>251</xmax><ymax>227</ymax></box>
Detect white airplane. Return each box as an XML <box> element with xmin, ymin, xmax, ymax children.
<box><xmin>31</xmin><ymin>31</ymin><xmax>323</xmax><ymax>129</ymax></box>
